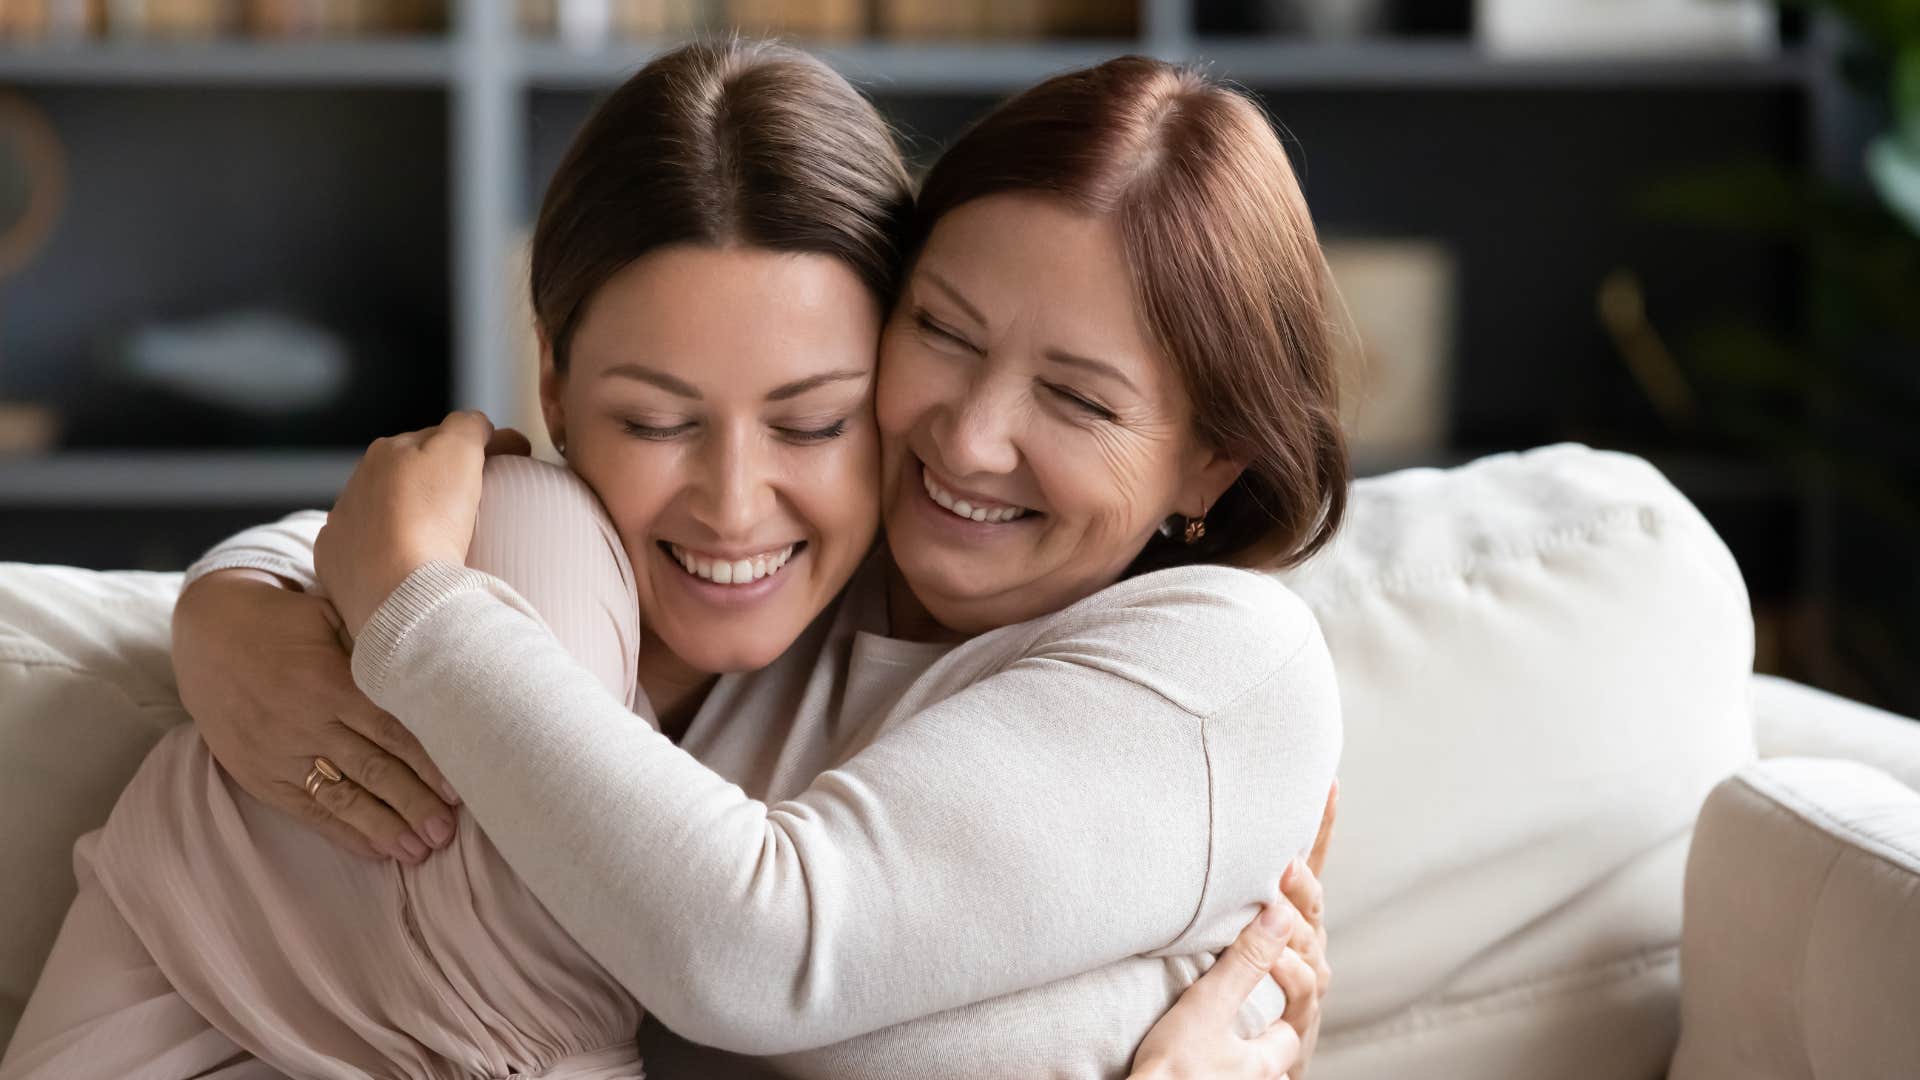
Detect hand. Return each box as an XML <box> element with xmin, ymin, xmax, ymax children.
<box><xmin>1285</xmin><ymin>779</ymin><xmax>1339</xmax><ymax>1076</ymax></box>
<box><xmin>315</xmin><ymin>412</ymin><xmax>529</xmax><ymax>637</ymax></box>
<box><xmin>1127</xmin><ymin>898</ymin><xmax>1310</xmax><ymax>1079</ymax></box>
<box><xmin>171</xmin><ymin>569</ymin><xmax>461</xmax><ymax>864</ymax></box>
<box><xmin>1127</xmin><ymin>780</ymin><xmax>1339</xmax><ymax>1080</ymax></box>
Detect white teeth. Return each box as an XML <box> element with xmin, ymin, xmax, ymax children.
<box><xmin>920</xmin><ymin>466</ymin><xmax>1028</xmax><ymax>524</ymax></box>
<box><xmin>667</xmin><ymin>543</ymin><xmax>797</xmax><ymax>586</ymax></box>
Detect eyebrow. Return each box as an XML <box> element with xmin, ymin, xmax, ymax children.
<box><xmin>1046</xmin><ymin>349</ymin><xmax>1140</xmax><ymax>395</ymax></box>
<box><xmin>600</xmin><ymin>363</ymin><xmax>869</xmax><ymax>402</ymax></box>
<box><xmin>766</xmin><ymin>369</ymin><xmax>871</xmax><ymax>401</ymax></box>
<box><xmin>920</xmin><ymin>268</ymin><xmax>1138</xmax><ymax>396</ymax></box>
<box><xmin>919</xmin><ymin>269</ymin><xmax>989</xmax><ymax>327</ymax></box>
<box><xmin>601</xmin><ymin>363</ymin><xmax>701</xmax><ymax>399</ymax></box>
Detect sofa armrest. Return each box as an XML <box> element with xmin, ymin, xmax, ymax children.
<box><xmin>1669</xmin><ymin>758</ymin><xmax>1920</xmax><ymax>1080</ymax></box>
<box><xmin>1750</xmin><ymin>674</ymin><xmax>1920</xmax><ymax>792</ymax></box>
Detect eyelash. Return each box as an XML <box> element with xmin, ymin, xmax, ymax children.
<box><xmin>1046</xmin><ymin>384</ymin><xmax>1116</xmax><ymax>421</ymax></box>
<box><xmin>619</xmin><ymin>419</ymin><xmax>848</xmax><ymax>445</ymax></box>
<box><xmin>913</xmin><ymin>308</ymin><xmax>1117</xmax><ymax>422</ymax></box>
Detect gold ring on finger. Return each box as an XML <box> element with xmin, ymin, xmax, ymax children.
<box><xmin>304</xmin><ymin>755</ymin><xmax>344</xmax><ymax>800</ymax></box>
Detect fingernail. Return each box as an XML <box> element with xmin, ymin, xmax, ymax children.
<box><xmin>398</xmin><ymin>833</ymin><xmax>428</xmax><ymax>861</ymax></box>
<box><xmin>425</xmin><ymin>816</ymin><xmax>453</xmax><ymax>847</ymax></box>
<box><xmin>439</xmin><ymin>782</ymin><xmax>461</xmax><ymax>805</ymax></box>
<box><xmin>1282</xmin><ymin>859</ymin><xmax>1298</xmax><ymax>887</ymax></box>
<box><xmin>1259</xmin><ymin>903</ymin><xmax>1292</xmax><ymax>932</ymax></box>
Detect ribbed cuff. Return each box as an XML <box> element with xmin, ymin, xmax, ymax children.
<box><xmin>350</xmin><ymin>559</ymin><xmax>504</xmax><ymax>704</ymax></box>
<box><xmin>183</xmin><ymin>552</ymin><xmax>321</xmax><ymax>593</ymax></box>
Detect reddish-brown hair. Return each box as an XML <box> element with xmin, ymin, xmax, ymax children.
<box><xmin>910</xmin><ymin>56</ymin><xmax>1347</xmax><ymax>572</ymax></box>
<box><xmin>532</xmin><ymin>39</ymin><xmax>913</xmax><ymax>371</ymax></box>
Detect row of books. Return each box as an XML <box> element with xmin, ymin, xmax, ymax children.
<box><xmin>0</xmin><ymin>0</ymin><xmax>445</xmax><ymax>39</ymax></box>
<box><xmin>522</xmin><ymin>0</ymin><xmax>1138</xmax><ymax>44</ymax></box>
<box><xmin>0</xmin><ymin>0</ymin><xmax>1138</xmax><ymax>43</ymax></box>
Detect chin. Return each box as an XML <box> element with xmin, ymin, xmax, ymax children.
<box><xmin>679</xmin><ymin>639</ymin><xmax>788</xmax><ymax>676</ymax></box>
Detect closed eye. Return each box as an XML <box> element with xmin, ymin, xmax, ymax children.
<box><xmin>621</xmin><ymin>419</ymin><xmax>695</xmax><ymax>440</ymax></box>
<box><xmin>913</xmin><ymin>309</ymin><xmax>980</xmax><ymax>353</ymax></box>
<box><xmin>1045</xmin><ymin>382</ymin><xmax>1116</xmax><ymax>421</ymax></box>
<box><xmin>777</xmin><ymin>419</ymin><xmax>848</xmax><ymax>444</ymax></box>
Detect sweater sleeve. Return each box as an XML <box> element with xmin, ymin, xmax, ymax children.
<box><xmin>351</xmin><ymin>561</ymin><xmax>1338</xmax><ymax>1056</ymax></box>
<box><xmin>184</xmin><ymin>510</ymin><xmax>327</xmax><ymax>592</ymax></box>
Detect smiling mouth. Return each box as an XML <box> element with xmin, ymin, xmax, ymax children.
<box><xmin>661</xmin><ymin>541</ymin><xmax>804</xmax><ymax>585</ymax></box>
<box><xmin>920</xmin><ymin>462</ymin><xmax>1033</xmax><ymax>524</ymax></box>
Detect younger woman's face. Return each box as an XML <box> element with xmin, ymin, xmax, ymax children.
<box><xmin>545</xmin><ymin>244</ymin><xmax>883</xmax><ymax>674</ymax></box>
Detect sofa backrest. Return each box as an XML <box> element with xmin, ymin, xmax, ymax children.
<box><xmin>1276</xmin><ymin>444</ymin><xmax>1758</xmax><ymax>1078</ymax></box>
<box><xmin>0</xmin><ymin>564</ymin><xmax>186</xmax><ymax>1051</ymax></box>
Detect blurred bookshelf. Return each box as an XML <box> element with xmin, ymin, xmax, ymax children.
<box><xmin>0</xmin><ymin>0</ymin><xmax>1902</xmax><ymax>707</ymax></box>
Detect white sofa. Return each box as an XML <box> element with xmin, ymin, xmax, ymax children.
<box><xmin>3</xmin><ymin>443</ymin><xmax>1917</xmax><ymax>1078</ymax></box>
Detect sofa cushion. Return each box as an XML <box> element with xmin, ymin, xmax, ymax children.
<box><xmin>0</xmin><ymin>565</ymin><xmax>185</xmax><ymax>1052</ymax></box>
<box><xmin>1276</xmin><ymin>444</ymin><xmax>1757</xmax><ymax>1080</ymax></box>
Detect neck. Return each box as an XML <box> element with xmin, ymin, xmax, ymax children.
<box><xmin>636</xmin><ymin>634</ymin><xmax>719</xmax><ymax>742</ymax></box>
<box><xmin>884</xmin><ymin>560</ymin><xmax>966</xmax><ymax>643</ymax></box>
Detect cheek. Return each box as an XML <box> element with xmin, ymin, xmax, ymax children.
<box><xmin>875</xmin><ymin>337</ymin><xmax>946</xmax><ymax>440</ymax></box>
<box><xmin>1036</xmin><ymin>427</ymin><xmax>1173</xmax><ymax>540</ymax></box>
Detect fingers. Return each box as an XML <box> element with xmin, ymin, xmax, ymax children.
<box><xmin>284</xmin><ymin>790</ymin><xmax>383</xmax><ymax>861</ymax></box>
<box><xmin>338</xmin><ymin>699</ymin><xmax>460</xmax><ymax>808</ymax></box>
<box><xmin>435</xmin><ymin>409</ymin><xmax>495</xmax><ymax>448</ymax></box>
<box><xmin>1272</xmin><ymin>946</ymin><xmax>1319</xmax><ymax>1039</ymax></box>
<box><xmin>334</xmin><ymin>722</ymin><xmax>458</xmax><ymax>854</ymax></box>
<box><xmin>484</xmin><ymin>426</ymin><xmax>533</xmax><ymax>458</ymax></box>
<box><xmin>1248</xmin><ymin>1019</ymin><xmax>1303</xmax><ymax>1079</ymax></box>
<box><xmin>1192</xmin><ymin>901</ymin><xmax>1297</xmax><ymax>1021</ymax></box>
<box><xmin>1282</xmin><ymin>858</ymin><xmax>1325</xmax><ymax>931</ymax></box>
<box><xmin>308</xmin><ymin>768</ymin><xmax>432</xmax><ymax>865</ymax></box>
<box><xmin>1307</xmin><ymin>778</ymin><xmax>1338</xmax><ymax>878</ymax></box>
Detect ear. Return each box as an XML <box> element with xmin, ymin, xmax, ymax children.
<box><xmin>1183</xmin><ymin>442</ymin><xmax>1248</xmax><ymax>518</ymax></box>
<box><xmin>538</xmin><ymin>335</ymin><xmax>567</xmax><ymax>453</ymax></box>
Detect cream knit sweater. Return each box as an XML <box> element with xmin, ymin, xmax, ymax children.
<box><xmin>191</xmin><ymin>498</ymin><xmax>1340</xmax><ymax>1078</ymax></box>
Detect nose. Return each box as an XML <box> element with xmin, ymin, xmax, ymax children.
<box><xmin>935</xmin><ymin>371</ymin><xmax>1021</xmax><ymax>478</ymax></box>
<box><xmin>688</xmin><ymin>424</ymin><xmax>775</xmax><ymax>542</ymax></box>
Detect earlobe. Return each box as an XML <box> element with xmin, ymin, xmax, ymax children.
<box><xmin>1187</xmin><ymin>444</ymin><xmax>1248</xmax><ymax>519</ymax></box>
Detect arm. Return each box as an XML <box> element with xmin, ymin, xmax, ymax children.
<box><xmin>172</xmin><ymin>510</ymin><xmax>460</xmax><ymax>861</ymax></box>
<box><xmin>184</xmin><ymin>509</ymin><xmax>328</xmax><ymax>592</ymax></box>
<box><xmin>347</xmin><ymin>560</ymin><xmax>1339</xmax><ymax>1055</ymax></box>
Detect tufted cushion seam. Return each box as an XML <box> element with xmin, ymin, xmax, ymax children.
<box><xmin>1319</xmin><ymin>941</ymin><xmax>1678</xmax><ymax>1050</ymax></box>
<box><xmin>1295</xmin><ymin>503</ymin><xmax>1681</xmax><ymax>607</ymax></box>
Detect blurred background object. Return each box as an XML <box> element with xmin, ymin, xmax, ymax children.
<box><xmin>0</xmin><ymin>0</ymin><xmax>1914</xmax><ymax>714</ymax></box>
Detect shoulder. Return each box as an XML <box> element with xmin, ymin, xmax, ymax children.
<box><xmin>1017</xmin><ymin>564</ymin><xmax>1326</xmax><ymax>719</ymax></box>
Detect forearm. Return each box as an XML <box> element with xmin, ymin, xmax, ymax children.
<box><xmin>350</xmin><ymin>564</ymin><xmax>1229</xmax><ymax>1055</ymax></box>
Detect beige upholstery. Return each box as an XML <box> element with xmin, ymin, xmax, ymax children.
<box><xmin>2</xmin><ymin>444</ymin><xmax>1916</xmax><ymax>1075</ymax></box>
<box><xmin>1671</xmin><ymin>758</ymin><xmax>1920</xmax><ymax>1080</ymax></box>
<box><xmin>0</xmin><ymin>566</ymin><xmax>185</xmax><ymax>1048</ymax></box>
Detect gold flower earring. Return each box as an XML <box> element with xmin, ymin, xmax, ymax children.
<box><xmin>1184</xmin><ymin>500</ymin><xmax>1208</xmax><ymax>545</ymax></box>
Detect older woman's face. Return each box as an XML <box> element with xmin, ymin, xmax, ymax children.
<box><xmin>876</xmin><ymin>193</ymin><xmax>1242</xmax><ymax>634</ymax></box>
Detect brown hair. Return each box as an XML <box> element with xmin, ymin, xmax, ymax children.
<box><xmin>531</xmin><ymin>39</ymin><xmax>913</xmax><ymax>372</ymax></box>
<box><xmin>910</xmin><ymin>56</ymin><xmax>1348</xmax><ymax>573</ymax></box>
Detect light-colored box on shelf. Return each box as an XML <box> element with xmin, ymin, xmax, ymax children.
<box><xmin>1324</xmin><ymin>238</ymin><xmax>1456</xmax><ymax>459</ymax></box>
<box><xmin>1476</xmin><ymin>0</ymin><xmax>1777</xmax><ymax>58</ymax></box>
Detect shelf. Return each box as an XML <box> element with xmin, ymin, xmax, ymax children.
<box><xmin>1192</xmin><ymin>40</ymin><xmax>1811</xmax><ymax>90</ymax></box>
<box><xmin>519</xmin><ymin>39</ymin><xmax>1139</xmax><ymax>92</ymax></box>
<box><xmin>0</xmin><ymin>39</ymin><xmax>454</xmax><ymax>86</ymax></box>
<box><xmin>519</xmin><ymin>37</ymin><xmax>1810</xmax><ymax>93</ymax></box>
<box><xmin>0</xmin><ymin>451</ymin><xmax>357</xmax><ymax>506</ymax></box>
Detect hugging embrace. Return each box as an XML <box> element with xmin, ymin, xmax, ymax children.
<box><xmin>1</xmin><ymin>38</ymin><xmax>1345</xmax><ymax>1080</ymax></box>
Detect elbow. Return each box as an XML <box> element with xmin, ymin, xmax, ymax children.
<box><xmin>647</xmin><ymin>993</ymin><xmax>845</xmax><ymax>1057</ymax></box>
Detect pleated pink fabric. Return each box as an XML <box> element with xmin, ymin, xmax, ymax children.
<box><xmin>2</xmin><ymin>458</ymin><xmax>652</xmax><ymax>1080</ymax></box>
